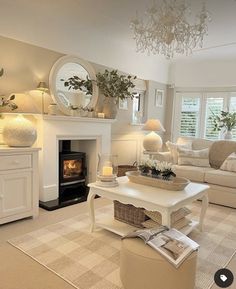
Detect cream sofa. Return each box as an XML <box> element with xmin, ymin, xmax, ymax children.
<box><xmin>158</xmin><ymin>137</ymin><xmax>236</xmax><ymax>208</ymax></box>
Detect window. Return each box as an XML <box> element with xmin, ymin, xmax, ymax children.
<box><xmin>132</xmin><ymin>91</ymin><xmax>145</xmax><ymax>124</ymax></box>
<box><xmin>173</xmin><ymin>91</ymin><xmax>236</xmax><ymax>141</ymax></box>
<box><xmin>230</xmin><ymin>94</ymin><xmax>236</xmax><ymax>139</ymax></box>
<box><xmin>204</xmin><ymin>96</ymin><xmax>224</xmax><ymax>140</ymax></box>
<box><xmin>180</xmin><ymin>96</ymin><xmax>200</xmax><ymax>137</ymax></box>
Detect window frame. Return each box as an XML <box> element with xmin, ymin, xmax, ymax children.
<box><xmin>172</xmin><ymin>88</ymin><xmax>236</xmax><ymax>141</ymax></box>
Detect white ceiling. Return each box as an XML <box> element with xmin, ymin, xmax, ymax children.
<box><xmin>72</xmin><ymin>0</ymin><xmax>236</xmax><ymax>61</ymax></box>
<box><xmin>0</xmin><ymin>0</ymin><xmax>236</xmax><ymax>84</ymax></box>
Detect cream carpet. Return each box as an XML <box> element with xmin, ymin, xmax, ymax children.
<box><xmin>8</xmin><ymin>202</ymin><xmax>236</xmax><ymax>289</ymax></box>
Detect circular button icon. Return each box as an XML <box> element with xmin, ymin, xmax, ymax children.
<box><xmin>214</xmin><ymin>268</ymin><xmax>234</xmax><ymax>288</ymax></box>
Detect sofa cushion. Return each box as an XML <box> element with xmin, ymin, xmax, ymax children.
<box><xmin>177</xmin><ymin>147</ymin><xmax>210</xmax><ymax>167</ymax></box>
<box><xmin>177</xmin><ymin>137</ymin><xmax>213</xmax><ymax>150</ymax></box>
<box><xmin>173</xmin><ymin>165</ymin><xmax>214</xmax><ymax>183</ymax></box>
<box><xmin>209</xmin><ymin>140</ymin><xmax>236</xmax><ymax>169</ymax></box>
<box><xmin>220</xmin><ymin>152</ymin><xmax>236</xmax><ymax>173</ymax></box>
<box><xmin>166</xmin><ymin>141</ymin><xmax>192</xmax><ymax>164</ymax></box>
<box><xmin>205</xmin><ymin>169</ymin><xmax>236</xmax><ymax>188</ymax></box>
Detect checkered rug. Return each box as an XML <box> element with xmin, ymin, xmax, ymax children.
<box><xmin>9</xmin><ymin>202</ymin><xmax>236</xmax><ymax>289</ymax></box>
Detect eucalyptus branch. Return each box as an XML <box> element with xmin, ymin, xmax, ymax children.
<box><xmin>61</xmin><ymin>69</ymin><xmax>136</xmax><ymax>101</ymax></box>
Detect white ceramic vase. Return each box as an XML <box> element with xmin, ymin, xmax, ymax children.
<box><xmin>2</xmin><ymin>114</ymin><xmax>37</xmax><ymax>147</ymax></box>
<box><xmin>102</xmin><ymin>97</ymin><xmax>118</xmax><ymax>119</ymax></box>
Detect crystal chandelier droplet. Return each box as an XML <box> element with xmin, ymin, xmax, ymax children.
<box><xmin>130</xmin><ymin>0</ymin><xmax>211</xmax><ymax>59</ymax></box>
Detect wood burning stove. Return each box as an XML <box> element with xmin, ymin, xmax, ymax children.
<box><xmin>39</xmin><ymin>140</ymin><xmax>89</xmax><ymax>211</ymax></box>
<box><xmin>59</xmin><ymin>150</ymin><xmax>87</xmax><ymax>202</ymax></box>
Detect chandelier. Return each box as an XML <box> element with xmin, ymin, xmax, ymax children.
<box><xmin>130</xmin><ymin>0</ymin><xmax>211</xmax><ymax>59</ymax></box>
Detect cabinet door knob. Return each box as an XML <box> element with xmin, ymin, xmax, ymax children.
<box><xmin>13</xmin><ymin>160</ymin><xmax>20</xmax><ymax>164</ymax></box>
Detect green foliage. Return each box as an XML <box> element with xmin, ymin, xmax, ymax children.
<box><xmin>62</xmin><ymin>75</ymin><xmax>93</xmax><ymax>95</ymax></box>
<box><xmin>0</xmin><ymin>68</ymin><xmax>18</xmax><ymax>111</ymax></box>
<box><xmin>0</xmin><ymin>94</ymin><xmax>18</xmax><ymax>110</ymax></box>
<box><xmin>61</xmin><ymin>69</ymin><xmax>136</xmax><ymax>101</ymax></box>
<box><xmin>96</xmin><ymin>69</ymin><xmax>136</xmax><ymax>100</ymax></box>
<box><xmin>209</xmin><ymin>110</ymin><xmax>236</xmax><ymax>131</ymax></box>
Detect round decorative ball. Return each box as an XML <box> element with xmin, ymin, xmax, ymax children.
<box><xmin>3</xmin><ymin>114</ymin><xmax>37</xmax><ymax>147</ymax></box>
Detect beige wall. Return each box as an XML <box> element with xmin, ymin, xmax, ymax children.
<box><xmin>0</xmin><ymin>36</ymin><xmax>168</xmax><ymax>163</ymax></box>
<box><xmin>0</xmin><ymin>36</ymin><xmax>63</xmax><ymax>96</ymax></box>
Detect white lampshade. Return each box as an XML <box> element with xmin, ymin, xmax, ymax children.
<box><xmin>142</xmin><ymin>119</ymin><xmax>165</xmax><ymax>132</ymax></box>
<box><xmin>142</xmin><ymin>119</ymin><xmax>165</xmax><ymax>152</ymax></box>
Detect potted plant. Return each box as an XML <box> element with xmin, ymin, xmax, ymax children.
<box><xmin>209</xmin><ymin>110</ymin><xmax>236</xmax><ymax>139</ymax></box>
<box><xmin>96</xmin><ymin>69</ymin><xmax>136</xmax><ymax>118</ymax></box>
<box><xmin>158</xmin><ymin>162</ymin><xmax>176</xmax><ymax>180</ymax></box>
<box><xmin>138</xmin><ymin>160</ymin><xmax>152</xmax><ymax>176</ymax></box>
<box><xmin>150</xmin><ymin>160</ymin><xmax>161</xmax><ymax>178</ymax></box>
<box><xmin>62</xmin><ymin>69</ymin><xmax>136</xmax><ymax>119</ymax></box>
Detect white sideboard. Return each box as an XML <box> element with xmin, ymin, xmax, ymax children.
<box><xmin>0</xmin><ymin>146</ymin><xmax>40</xmax><ymax>224</ymax></box>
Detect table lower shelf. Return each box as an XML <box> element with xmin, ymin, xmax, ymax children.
<box><xmin>96</xmin><ymin>215</ymin><xmax>199</xmax><ymax>237</ymax></box>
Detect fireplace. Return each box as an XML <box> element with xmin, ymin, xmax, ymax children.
<box><xmin>39</xmin><ymin>140</ymin><xmax>89</xmax><ymax>211</ymax></box>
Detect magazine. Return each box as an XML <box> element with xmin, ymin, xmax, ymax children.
<box><xmin>123</xmin><ymin>226</ymin><xmax>199</xmax><ymax>268</ymax></box>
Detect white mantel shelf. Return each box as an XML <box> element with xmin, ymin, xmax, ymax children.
<box><xmin>42</xmin><ymin>115</ymin><xmax>116</xmax><ymax>124</ymax></box>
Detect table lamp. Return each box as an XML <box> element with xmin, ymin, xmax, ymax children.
<box><xmin>37</xmin><ymin>81</ymin><xmax>49</xmax><ymax>114</ymax></box>
<box><xmin>1</xmin><ymin>93</ymin><xmax>41</xmax><ymax>147</ymax></box>
<box><xmin>142</xmin><ymin>119</ymin><xmax>165</xmax><ymax>152</ymax></box>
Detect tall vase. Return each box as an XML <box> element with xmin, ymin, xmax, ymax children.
<box><xmin>102</xmin><ymin>97</ymin><xmax>118</xmax><ymax>119</ymax></box>
<box><xmin>224</xmin><ymin>130</ymin><xmax>233</xmax><ymax>140</ymax></box>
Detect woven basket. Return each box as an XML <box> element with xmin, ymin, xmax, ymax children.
<box><xmin>114</xmin><ymin>200</ymin><xmax>147</xmax><ymax>228</ymax></box>
<box><xmin>117</xmin><ymin>164</ymin><xmax>137</xmax><ymax>177</ymax></box>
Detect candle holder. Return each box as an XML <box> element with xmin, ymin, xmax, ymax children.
<box><xmin>96</xmin><ymin>154</ymin><xmax>118</xmax><ymax>187</ymax></box>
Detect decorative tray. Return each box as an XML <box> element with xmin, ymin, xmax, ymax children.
<box><xmin>125</xmin><ymin>171</ymin><xmax>190</xmax><ymax>191</ymax></box>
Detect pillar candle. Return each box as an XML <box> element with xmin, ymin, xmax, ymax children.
<box><xmin>98</xmin><ymin>113</ymin><xmax>105</xmax><ymax>118</ymax></box>
<box><xmin>102</xmin><ymin>166</ymin><xmax>113</xmax><ymax>176</ymax></box>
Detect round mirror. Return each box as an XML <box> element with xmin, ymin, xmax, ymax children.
<box><xmin>49</xmin><ymin>55</ymin><xmax>98</xmax><ymax>115</ymax></box>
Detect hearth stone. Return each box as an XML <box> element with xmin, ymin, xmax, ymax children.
<box><xmin>39</xmin><ymin>186</ymin><xmax>89</xmax><ymax>211</ymax></box>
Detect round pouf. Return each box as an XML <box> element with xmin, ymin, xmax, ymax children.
<box><xmin>3</xmin><ymin>114</ymin><xmax>37</xmax><ymax>147</ymax></box>
<box><xmin>120</xmin><ymin>238</ymin><xmax>197</xmax><ymax>289</ymax></box>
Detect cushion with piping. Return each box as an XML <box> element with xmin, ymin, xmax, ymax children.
<box><xmin>177</xmin><ymin>147</ymin><xmax>210</xmax><ymax>167</ymax></box>
<box><xmin>220</xmin><ymin>152</ymin><xmax>236</xmax><ymax>173</ymax></box>
<box><xmin>166</xmin><ymin>141</ymin><xmax>192</xmax><ymax>164</ymax></box>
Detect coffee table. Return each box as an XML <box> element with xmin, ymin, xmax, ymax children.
<box><xmin>87</xmin><ymin>176</ymin><xmax>209</xmax><ymax>236</ymax></box>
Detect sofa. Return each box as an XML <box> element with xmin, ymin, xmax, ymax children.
<box><xmin>157</xmin><ymin>137</ymin><xmax>236</xmax><ymax>208</ymax></box>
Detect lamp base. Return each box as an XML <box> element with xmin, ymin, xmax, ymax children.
<box><xmin>2</xmin><ymin>114</ymin><xmax>37</xmax><ymax>147</ymax></box>
<box><xmin>143</xmin><ymin>131</ymin><xmax>162</xmax><ymax>152</ymax></box>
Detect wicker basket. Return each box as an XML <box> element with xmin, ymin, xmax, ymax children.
<box><xmin>117</xmin><ymin>164</ymin><xmax>137</xmax><ymax>177</ymax></box>
<box><xmin>114</xmin><ymin>200</ymin><xmax>147</xmax><ymax>228</ymax></box>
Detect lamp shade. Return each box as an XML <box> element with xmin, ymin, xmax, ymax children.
<box><xmin>142</xmin><ymin>119</ymin><xmax>165</xmax><ymax>152</ymax></box>
<box><xmin>142</xmin><ymin>119</ymin><xmax>165</xmax><ymax>132</ymax></box>
<box><xmin>37</xmin><ymin>81</ymin><xmax>48</xmax><ymax>91</ymax></box>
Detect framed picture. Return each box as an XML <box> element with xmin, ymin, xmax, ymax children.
<box><xmin>119</xmin><ymin>98</ymin><xmax>128</xmax><ymax>110</ymax></box>
<box><xmin>155</xmin><ymin>89</ymin><xmax>164</xmax><ymax>107</ymax></box>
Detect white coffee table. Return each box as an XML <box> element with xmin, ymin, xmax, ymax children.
<box><xmin>87</xmin><ymin>176</ymin><xmax>209</xmax><ymax>236</ymax></box>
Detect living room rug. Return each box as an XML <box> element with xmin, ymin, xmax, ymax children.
<box><xmin>9</xmin><ymin>202</ymin><xmax>236</xmax><ymax>289</ymax></box>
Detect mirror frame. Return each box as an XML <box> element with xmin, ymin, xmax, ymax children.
<box><xmin>49</xmin><ymin>55</ymin><xmax>98</xmax><ymax>115</ymax></box>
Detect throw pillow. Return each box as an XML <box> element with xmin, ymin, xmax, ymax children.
<box><xmin>220</xmin><ymin>152</ymin><xmax>236</xmax><ymax>173</ymax></box>
<box><xmin>177</xmin><ymin>147</ymin><xmax>210</xmax><ymax>167</ymax></box>
<box><xmin>166</xmin><ymin>141</ymin><xmax>192</xmax><ymax>164</ymax></box>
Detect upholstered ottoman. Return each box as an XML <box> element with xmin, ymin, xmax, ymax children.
<box><xmin>120</xmin><ymin>238</ymin><xmax>197</xmax><ymax>289</ymax></box>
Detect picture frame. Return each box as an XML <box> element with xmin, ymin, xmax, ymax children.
<box><xmin>119</xmin><ymin>98</ymin><xmax>128</xmax><ymax>110</ymax></box>
<box><xmin>155</xmin><ymin>89</ymin><xmax>164</xmax><ymax>107</ymax></box>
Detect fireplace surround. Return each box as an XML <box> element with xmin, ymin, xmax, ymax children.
<box><xmin>37</xmin><ymin>115</ymin><xmax>115</xmax><ymax>209</ymax></box>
